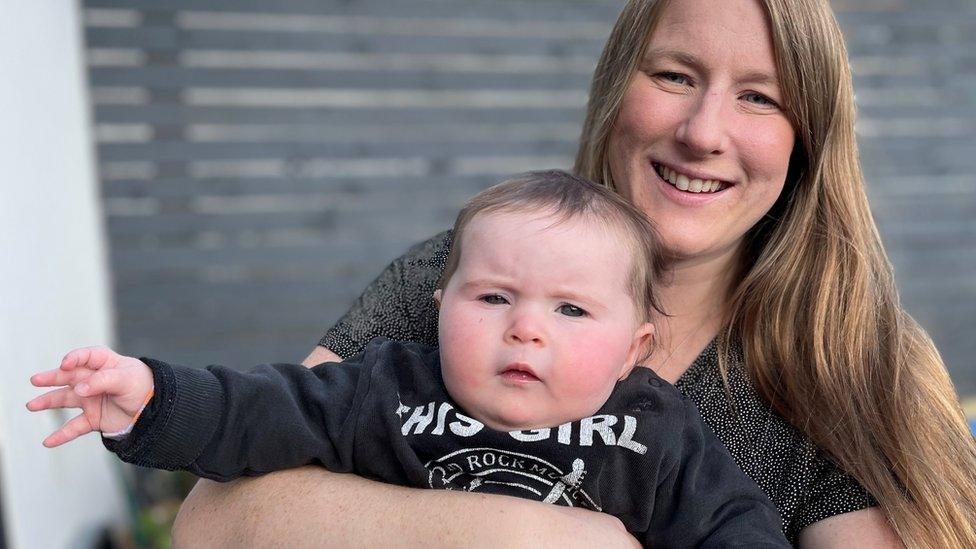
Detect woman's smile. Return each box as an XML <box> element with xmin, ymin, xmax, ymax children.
<box><xmin>649</xmin><ymin>161</ymin><xmax>734</xmax><ymax>208</ymax></box>
<box><xmin>652</xmin><ymin>162</ymin><xmax>730</xmax><ymax>194</ymax></box>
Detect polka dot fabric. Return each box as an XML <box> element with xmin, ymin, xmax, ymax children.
<box><xmin>320</xmin><ymin>231</ymin><xmax>875</xmax><ymax>543</ymax></box>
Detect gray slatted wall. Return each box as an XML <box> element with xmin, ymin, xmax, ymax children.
<box><xmin>82</xmin><ymin>0</ymin><xmax>976</xmax><ymax>397</ymax></box>
<box><xmin>843</xmin><ymin>1</ymin><xmax>976</xmax><ymax>398</ymax></box>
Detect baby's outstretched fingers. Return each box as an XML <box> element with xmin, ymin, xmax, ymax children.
<box><xmin>75</xmin><ymin>367</ymin><xmax>138</xmax><ymax>398</ymax></box>
<box><xmin>43</xmin><ymin>413</ymin><xmax>94</xmax><ymax>448</ymax></box>
<box><xmin>30</xmin><ymin>367</ymin><xmax>92</xmax><ymax>389</ymax></box>
<box><xmin>60</xmin><ymin>346</ymin><xmax>118</xmax><ymax>372</ymax></box>
<box><xmin>26</xmin><ymin>386</ymin><xmax>81</xmax><ymax>412</ymax></box>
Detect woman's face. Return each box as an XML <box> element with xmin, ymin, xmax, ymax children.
<box><xmin>608</xmin><ymin>0</ymin><xmax>795</xmax><ymax>266</ymax></box>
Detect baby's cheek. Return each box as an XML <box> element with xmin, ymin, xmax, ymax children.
<box><xmin>440</xmin><ymin>325</ymin><xmax>491</xmax><ymax>395</ymax></box>
<box><xmin>564</xmin><ymin>335</ymin><xmax>632</xmax><ymax>389</ymax></box>
<box><xmin>440</xmin><ymin>310</ymin><xmax>485</xmax><ymax>355</ymax></box>
<box><xmin>576</xmin><ymin>330</ymin><xmax>631</xmax><ymax>367</ymax></box>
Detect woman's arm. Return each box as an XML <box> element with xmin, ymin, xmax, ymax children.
<box><xmin>172</xmin><ymin>467</ymin><xmax>639</xmax><ymax>548</ymax></box>
<box><xmin>302</xmin><ymin>345</ymin><xmax>342</xmax><ymax>367</ymax></box>
<box><xmin>798</xmin><ymin>508</ymin><xmax>903</xmax><ymax>549</ymax></box>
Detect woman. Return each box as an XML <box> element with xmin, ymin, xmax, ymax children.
<box><xmin>173</xmin><ymin>0</ymin><xmax>976</xmax><ymax>546</ymax></box>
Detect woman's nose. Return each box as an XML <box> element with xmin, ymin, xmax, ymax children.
<box><xmin>675</xmin><ymin>91</ymin><xmax>728</xmax><ymax>157</ymax></box>
<box><xmin>505</xmin><ymin>311</ymin><xmax>545</xmax><ymax>346</ymax></box>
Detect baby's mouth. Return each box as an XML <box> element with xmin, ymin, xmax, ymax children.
<box><xmin>653</xmin><ymin>163</ymin><xmax>729</xmax><ymax>194</ymax></box>
<box><xmin>500</xmin><ymin>363</ymin><xmax>540</xmax><ymax>382</ymax></box>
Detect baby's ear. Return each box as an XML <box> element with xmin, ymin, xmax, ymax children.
<box><xmin>621</xmin><ymin>322</ymin><xmax>655</xmax><ymax>379</ymax></box>
<box><xmin>432</xmin><ymin>289</ymin><xmax>442</xmax><ymax>309</ymax></box>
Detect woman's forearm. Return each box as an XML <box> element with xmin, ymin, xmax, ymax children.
<box><xmin>302</xmin><ymin>345</ymin><xmax>342</xmax><ymax>368</ymax></box>
<box><xmin>172</xmin><ymin>467</ymin><xmax>639</xmax><ymax>548</ymax></box>
<box><xmin>798</xmin><ymin>508</ymin><xmax>903</xmax><ymax>549</ymax></box>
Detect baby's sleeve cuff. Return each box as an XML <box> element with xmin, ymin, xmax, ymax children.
<box><xmin>102</xmin><ymin>387</ymin><xmax>155</xmax><ymax>439</ymax></box>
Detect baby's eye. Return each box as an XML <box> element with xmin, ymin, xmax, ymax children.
<box><xmin>557</xmin><ymin>304</ymin><xmax>587</xmax><ymax>318</ymax></box>
<box><xmin>742</xmin><ymin>92</ymin><xmax>779</xmax><ymax>109</ymax></box>
<box><xmin>480</xmin><ymin>294</ymin><xmax>508</xmax><ymax>305</ymax></box>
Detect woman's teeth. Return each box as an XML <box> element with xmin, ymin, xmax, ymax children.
<box><xmin>654</xmin><ymin>164</ymin><xmax>726</xmax><ymax>193</ymax></box>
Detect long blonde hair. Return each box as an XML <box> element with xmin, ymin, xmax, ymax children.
<box><xmin>574</xmin><ymin>1</ymin><xmax>976</xmax><ymax>546</ymax></box>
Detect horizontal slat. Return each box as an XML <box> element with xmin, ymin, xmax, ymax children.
<box><xmin>880</xmin><ymin>227</ymin><xmax>976</xmax><ymax>248</ymax></box>
<box><xmin>115</xmin><ymin>279</ymin><xmax>383</xmax><ymax>307</ymax></box>
<box><xmin>177</xmin><ymin>87</ymin><xmax>587</xmax><ymax>108</ymax></box>
<box><xmin>117</xmin><ymin>329</ymin><xmax>344</xmax><ymax>368</ymax></box>
<box><xmin>85</xmin><ymin>28</ymin><xmax>607</xmax><ymax>54</ymax></box>
<box><xmin>109</xmin><ymin>240</ymin><xmax>420</xmax><ymax>270</ymax></box>
<box><xmin>94</xmin><ymin>104</ymin><xmax>584</xmax><ymax>124</ymax></box>
<box><xmin>837</xmin><ymin>4</ymin><xmax>976</xmax><ymax>20</ymax></box>
<box><xmin>124</xmin><ymin>261</ymin><xmax>427</xmax><ymax>292</ymax></box>
<box><xmin>96</xmin><ymin>154</ymin><xmax>572</xmax><ymax>181</ymax></box>
<box><xmin>116</xmin><ymin>307</ymin><xmax>343</xmax><ymax>341</ymax></box>
<box><xmin>118</xmin><ymin>316</ymin><xmax>343</xmax><ymax>348</ymax></box>
<box><xmin>846</xmin><ymin>30</ymin><xmax>976</xmax><ymax>55</ymax></box>
<box><xmin>102</xmin><ymin>174</ymin><xmax>498</xmax><ymax>198</ymax></box>
<box><xmin>83</xmin><ymin>0</ymin><xmax>624</xmax><ymax>21</ymax></box>
<box><xmin>859</xmin><ymin>141</ymin><xmax>976</xmax><ymax>174</ymax></box>
<box><xmin>109</xmin><ymin>257</ymin><xmax>394</xmax><ymax>286</ymax></box>
<box><xmin>96</xmin><ymin>138</ymin><xmax>576</xmax><ymax>161</ymax></box>
<box><xmin>886</xmin><ymin>247</ymin><xmax>976</xmax><ymax>278</ymax></box>
<box><xmin>873</xmin><ymin>198</ymin><xmax>976</xmax><ymax>222</ymax></box>
<box><xmin>104</xmin><ymin>195</ymin><xmax>466</xmax><ymax>231</ymax></box>
<box><xmin>88</xmin><ymin>67</ymin><xmax>593</xmax><ymax>90</ymax></box>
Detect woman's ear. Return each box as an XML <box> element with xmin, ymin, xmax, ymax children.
<box><xmin>432</xmin><ymin>289</ymin><xmax>442</xmax><ymax>309</ymax></box>
<box><xmin>620</xmin><ymin>322</ymin><xmax>655</xmax><ymax>379</ymax></box>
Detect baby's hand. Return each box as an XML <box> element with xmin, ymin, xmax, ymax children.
<box><xmin>27</xmin><ymin>346</ymin><xmax>154</xmax><ymax>447</ymax></box>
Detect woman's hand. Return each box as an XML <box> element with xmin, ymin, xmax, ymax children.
<box><xmin>547</xmin><ymin>504</ymin><xmax>640</xmax><ymax>547</ymax></box>
<box><xmin>173</xmin><ymin>467</ymin><xmax>640</xmax><ymax>548</ymax></box>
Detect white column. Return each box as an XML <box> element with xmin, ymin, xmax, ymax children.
<box><xmin>0</xmin><ymin>2</ymin><xmax>127</xmax><ymax>548</ymax></box>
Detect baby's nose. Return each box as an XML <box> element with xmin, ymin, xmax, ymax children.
<box><xmin>505</xmin><ymin>312</ymin><xmax>545</xmax><ymax>345</ymax></box>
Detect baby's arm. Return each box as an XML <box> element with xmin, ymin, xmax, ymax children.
<box><xmin>28</xmin><ymin>345</ymin><xmax>368</xmax><ymax>481</ymax></box>
<box><xmin>27</xmin><ymin>347</ymin><xmax>154</xmax><ymax>446</ymax></box>
<box><xmin>118</xmin><ymin>352</ymin><xmax>365</xmax><ymax>481</ymax></box>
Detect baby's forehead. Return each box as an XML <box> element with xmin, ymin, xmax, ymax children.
<box><xmin>460</xmin><ymin>209</ymin><xmax>638</xmax><ymax>280</ymax></box>
<box><xmin>468</xmin><ymin>207</ymin><xmax>630</xmax><ymax>240</ymax></box>
<box><xmin>464</xmin><ymin>208</ymin><xmax>637</xmax><ymax>257</ymax></box>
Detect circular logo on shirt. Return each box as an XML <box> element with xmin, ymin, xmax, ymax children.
<box><xmin>425</xmin><ymin>448</ymin><xmax>599</xmax><ymax>509</ymax></box>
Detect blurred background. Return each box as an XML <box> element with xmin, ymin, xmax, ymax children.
<box><xmin>4</xmin><ymin>0</ymin><xmax>974</xmax><ymax>547</ymax></box>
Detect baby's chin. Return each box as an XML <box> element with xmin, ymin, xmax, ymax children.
<box><xmin>472</xmin><ymin>405</ymin><xmax>597</xmax><ymax>433</ymax></box>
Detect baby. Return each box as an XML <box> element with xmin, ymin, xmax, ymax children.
<box><xmin>28</xmin><ymin>170</ymin><xmax>788</xmax><ymax>547</ymax></box>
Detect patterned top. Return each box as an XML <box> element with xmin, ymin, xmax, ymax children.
<box><xmin>320</xmin><ymin>231</ymin><xmax>876</xmax><ymax>543</ymax></box>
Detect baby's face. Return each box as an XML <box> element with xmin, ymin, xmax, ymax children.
<box><xmin>435</xmin><ymin>210</ymin><xmax>653</xmax><ymax>432</ymax></box>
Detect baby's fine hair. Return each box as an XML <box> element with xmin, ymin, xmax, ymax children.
<box><xmin>438</xmin><ymin>169</ymin><xmax>666</xmax><ymax>323</ymax></box>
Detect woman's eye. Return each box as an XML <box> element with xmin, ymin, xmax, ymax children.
<box><xmin>656</xmin><ymin>71</ymin><xmax>690</xmax><ymax>86</ymax></box>
<box><xmin>557</xmin><ymin>304</ymin><xmax>587</xmax><ymax>318</ymax></box>
<box><xmin>480</xmin><ymin>294</ymin><xmax>508</xmax><ymax>305</ymax></box>
<box><xmin>742</xmin><ymin>92</ymin><xmax>779</xmax><ymax>109</ymax></box>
